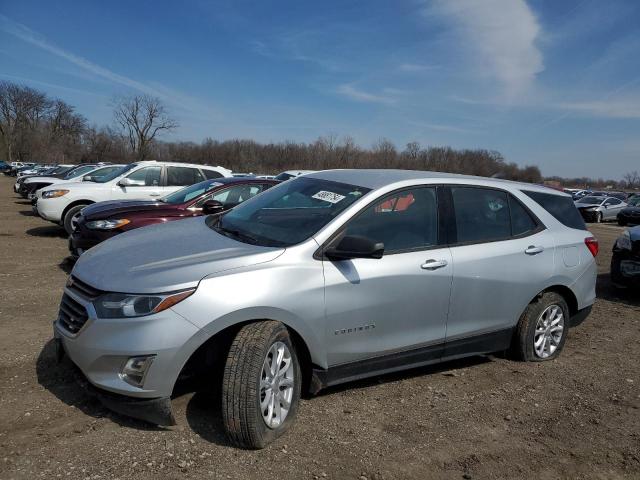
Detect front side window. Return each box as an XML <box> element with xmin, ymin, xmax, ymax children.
<box><xmin>452</xmin><ymin>187</ymin><xmax>511</xmax><ymax>243</ymax></box>
<box><xmin>343</xmin><ymin>188</ymin><xmax>438</xmax><ymax>253</ymax></box>
<box><xmin>209</xmin><ymin>177</ymin><xmax>370</xmax><ymax>247</ymax></box>
<box><xmin>167</xmin><ymin>166</ymin><xmax>205</xmax><ymax>186</ymax></box>
<box><xmin>161</xmin><ymin>179</ymin><xmax>222</xmax><ymax>204</ymax></box>
<box><xmin>126</xmin><ymin>166</ymin><xmax>161</xmax><ymax>186</ymax></box>
<box><xmin>604</xmin><ymin>198</ymin><xmax>621</xmax><ymax>206</ymax></box>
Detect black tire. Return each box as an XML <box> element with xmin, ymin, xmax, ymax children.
<box><xmin>595</xmin><ymin>212</ymin><xmax>603</xmax><ymax>223</ymax></box>
<box><xmin>63</xmin><ymin>204</ymin><xmax>88</xmax><ymax>235</ymax></box>
<box><xmin>511</xmin><ymin>292</ymin><xmax>569</xmax><ymax>362</ymax></box>
<box><xmin>610</xmin><ymin>252</ymin><xmax>626</xmax><ymax>289</ymax></box>
<box><xmin>618</xmin><ymin>218</ymin><xmax>627</xmax><ymax>226</ymax></box>
<box><xmin>222</xmin><ymin>321</ymin><xmax>301</xmax><ymax>449</ymax></box>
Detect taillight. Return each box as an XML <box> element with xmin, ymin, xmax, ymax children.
<box><xmin>584</xmin><ymin>236</ymin><xmax>598</xmax><ymax>257</ymax></box>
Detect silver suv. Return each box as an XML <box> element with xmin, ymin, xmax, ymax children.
<box><xmin>54</xmin><ymin>170</ymin><xmax>597</xmax><ymax>448</ymax></box>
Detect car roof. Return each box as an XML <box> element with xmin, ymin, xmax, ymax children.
<box><xmin>133</xmin><ymin>160</ymin><xmax>229</xmax><ymax>170</ymax></box>
<box><xmin>306</xmin><ymin>169</ymin><xmax>563</xmax><ymax>195</ymax></box>
<box><xmin>207</xmin><ymin>177</ymin><xmax>279</xmax><ymax>185</ymax></box>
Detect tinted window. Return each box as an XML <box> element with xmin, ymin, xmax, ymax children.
<box><xmin>167</xmin><ymin>167</ymin><xmax>205</xmax><ymax>186</ymax></box>
<box><xmin>604</xmin><ymin>198</ymin><xmax>621</xmax><ymax>205</ymax></box>
<box><xmin>203</xmin><ymin>169</ymin><xmax>224</xmax><ymax>180</ymax></box>
<box><xmin>344</xmin><ymin>188</ymin><xmax>438</xmax><ymax>253</ymax></box>
<box><xmin>577</xmin><ymin>196</ymin><xmax>603</xmax><ymax>204</ymax></box>
<box><xmin>452</xmin><ymin>187</ymin><xmax>510</xmax><ymax>243</ymax></box>
<box><xmin>126</xmin><ymin>166</ymin><xmax>161</xmax><ymax>186</ymax></box>
<box><xmin>523</xmin><ymin>190</ymin><xmax>586</xmax><ymax>230</ymax></box>
<box><xmin>96</xmin><ymin>163</ymin><xmax>135</xmax><ymax>183</ymax></box>
<box><xmin>161</xmin><ymin>180</ymin><xmax>222</xmax><ymax>204</ymax></box>
<box><xmin>274</xmin><ymin>172</ymin><xmax>294</xmax><ymax>181</ymax></box>
<box><xmin>64</xmin><ymin>165</ymin><xmax>96</xmax><ymax>179</ymax></box>
<box><xmin>509</xmin><ymin>196</ymin><xmax>538</xmax><ymax>236</ymax></box>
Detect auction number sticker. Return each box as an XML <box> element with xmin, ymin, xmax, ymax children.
<box><xmin>312</xmin><ymin>190</ymin><xmax>346</xmax><ymax>204</ymax></box>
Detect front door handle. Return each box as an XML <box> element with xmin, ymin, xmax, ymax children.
<box><xmin>421</xmin><ymin>259</ymin><xmax>448</xmax><ymax>270</ymax></box>
<box><xmin>150</xmin><ymin>192</ymin><xmax>161</xmax><ymax>197</ymax></box>
<box><xmin>525</xmin><ymin>245</ymin><xmax>544</xmax><ymax>255</ymax></box>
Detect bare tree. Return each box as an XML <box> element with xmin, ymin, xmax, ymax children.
<box><xmin>113</xmin><ymin>95</ymin><xmax>177</xmax><ymax>161</ymax></box>
<box><xmin>623</xmin><ymin>171</ymin><xmax>640</xmax><ymax>189</ymax></box>
<box><xmin>0</xmin><ymin>81</ymin><xmax>50</xmax><ymax>162</ymax></box>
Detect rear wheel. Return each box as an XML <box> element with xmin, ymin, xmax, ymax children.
<box><xmin>221</xmin><ymin>321</ymin><xmax>301</xmax><ymax>449</ymax></box>
<box><xmin>512</xmin><ymin>292</ymin><xmax>569</xmax><ymax>362</ymax></box>
<box><xmin>63</xmin><ymin>204</ymin><xmax>88</xmax><ymax>235</ymax></box>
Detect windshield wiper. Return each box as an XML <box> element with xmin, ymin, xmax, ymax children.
<box><xmin>215</xmin><ymin>222</ymin><xmax>259</xmax><ymax>245</ymax></box>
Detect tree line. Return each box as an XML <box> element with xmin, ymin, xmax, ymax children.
<box><xmin>0</xmin><ymin>80</ymin><xmax>633</xmax><ymax>188</ymax></box>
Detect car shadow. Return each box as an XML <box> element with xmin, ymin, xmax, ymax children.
<box><xmin>58</xmin><ymin>257</ymin><xmax>75</xmax><ymax>274</ymax></box>
<box><xmin>36</xmin><ymin>338</ymin><xmax>164</xmax><ymax>431</ymax></box>
<box><xmin>26</xmin><ymin>225</ymin><xmax>67</xmax><ymax>238</ymax></box>
<box><xmin>14</xmin><ymin>200</ymin><xmax>31</xmax><ymax>205</ymax></box>
<box><xmin>185</xmin><ymin>388</ymin><xmax>232</xmax><ymax>447</ymax></box>
<box><xmin>18</xmin><ymin>210</ymin><xmax>34</xmax><ymax>216</ymax></box>
<box><xmin>596</xmin><ymin>272</ymin><xmax>640</xmax><ymax>307</ymax></box>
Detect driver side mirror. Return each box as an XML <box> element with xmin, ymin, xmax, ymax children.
<box><xmin>118</xmin><ymin>177</ymin><xmax>134</xmax><ymax>187</ymax></box>
<box><xmin>82</xmin><ymin>175</ymin><xmax>93</xmax><ymax>182</ymax></box>
<box><xmin>202</xmin><ymin>199</ymin><xmax>226</xmax><ymax>215</ymax></box>
<box><xmin>325</xmin><ymin>235</ymin><xmax>384</xmax><ymax>260</ymax></box>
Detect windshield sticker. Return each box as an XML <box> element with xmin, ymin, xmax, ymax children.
<box><xmin>312</xmin><ymin>190</ymin><xmax>346</xmax><ymax>204</ymax></box>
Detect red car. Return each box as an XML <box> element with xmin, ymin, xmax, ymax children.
<box><xmin>69</xmin><ymin>177</ymin><xmax>279</xmax><ymax>257</ymax></box>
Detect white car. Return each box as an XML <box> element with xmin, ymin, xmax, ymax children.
<box><xmin>37</xmin><ymin>161</ymin><xmax>232</xmax><ymax>233</ymax></box>
<box><xmin>273</xmin><ymin>170</ymin><xmax>316</xmax><ymax>181</ymax></box>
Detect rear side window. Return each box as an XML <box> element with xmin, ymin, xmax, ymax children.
<box><xmin>167</xmin><ymin>167</ymin><xmax>205</xmax><ymax>186</ymax></box>
<box><xmin>451</xmin><ymin>187</ymin><xmax>510</xmax><ymax>243</ymax></box>
<box><xmin>203</xmin><ymin>169</ymin><xmax>224</xmax><ymax>180</ymax></box>
<box><xmin>523</xmin><ymin>190</ymin><xmax>586</xmax><ymax>230</ymax></box>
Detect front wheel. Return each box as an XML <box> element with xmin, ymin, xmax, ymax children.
<box><xmin>511</xmin><ymin>292</ymin><xmax>569</xmax><ymax>362</ymax></box>
<box><xmin>222</xmin><ymin>321</ymin><xmax>301</xmax><ymax>449</ymax></box>
<box><xmin>63</xmin><ymin>204</ymin><xmax>88</xmax><ymax>235</ymax></box>
<box><xmin>618</xmin><ymin>218</ymin><xmax>627</xmax><ymax>226</ymax></box>
<box><xmin>595</xmin><ymin>212</ymin><xmax>603</xmax><ymax>223</ymax></box>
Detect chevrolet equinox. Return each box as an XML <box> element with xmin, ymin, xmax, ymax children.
<box><xmin>54</xmin><ymin>170</ymin><xmax>597</xmax><ymax>448</ymax></box>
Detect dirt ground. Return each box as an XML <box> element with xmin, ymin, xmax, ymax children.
<box><xmin>0</xmin><ymin>174</ymin><xmax>638</xmax><ymax>480</ymax></box>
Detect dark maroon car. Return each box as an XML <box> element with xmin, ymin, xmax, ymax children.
<box><xmin>69</xmin><ymin>177</ymin><xmax>279</xmax><ymax>257</ymax></box>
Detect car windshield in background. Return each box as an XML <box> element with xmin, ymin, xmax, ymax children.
<box><xmin>161</xmin><ymin>179</ymin><xmax>222</xmax><ymax>204</ymax></box>
<box><xmin>92</xmin><ymin>164</ymin><xmax>136</xmax><ymax>183</ymax></box>
<box><xmin>208</xmin><ymin>177</ymin><xmax>370</xmax><ymax>247</ymax></box>
<box><xmin>63</xmin><ymin>165</ymin><xmax>96</xmax><ymax>179</ymax></box>
<box><xmin>628</xmin><ymin>197</ymin><xmax>640</xmax><ymax>207</ymax></box>
<box><xmin>577</xmin><ymin>196</ymin><xmax>603</xmax><ymax>204</ymax></box>
<box><xmin>85</xmin><ymin>165</ymin><xmax>126</xmax><ymax>182</ymax></box>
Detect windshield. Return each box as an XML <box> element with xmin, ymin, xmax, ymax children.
<box><xmin>85</xmin><ymin>165</ymin><xmax>126</xmax><ymax>182</ymax></box>
<box><xmin>577</xmin><ymin>196</ymin><xmax>603</xmax><ymax>204</ymax></box>
<box><xmin>161</xmin><ymin>179</ymin><xmax>223</xmax><ymax>204</ymax></box>
<box><xmin>92</xmin><ymin>163</ymin><xmax>137</xmax><ymax>183</ymax></box>
<box><xmin>628</xmin><ymin>196</ymin><xmax>640</xmax><ymax>207</ymax></box>
<box><xmin>63</xmin><ymin>165</ymin><xmax>97</xmax><ymax>179</ymax></box>
<box><xmin>208</xmin><ymin>177</ymin><xmax>370</xmax><ymax>247</ymax></box>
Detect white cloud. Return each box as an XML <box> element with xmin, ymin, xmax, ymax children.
<box><xmin>560</xmin><ymin>98</ymin><xmax>640</xmax><ymax>119</ymax></box>
<box><xmin>336</xmin><ymin>84</ymin><xmax>396</xmax><ymax>105</ymax></box>
<box><xmin>427</xmin><ymin>0</ymin><xmax>543</xmax><ymax>99</ymax></box>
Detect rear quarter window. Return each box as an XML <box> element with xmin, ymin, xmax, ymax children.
<box><xmin>522</xmin><ymin>190</ymin><xmax>586</xmax><ymax>231</ymax></box>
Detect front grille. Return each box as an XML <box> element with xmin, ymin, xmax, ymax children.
<box><xmin>67</xmin><ymin>276</ymin><xmax>103</xmax><ymax>300</ymax></box>
<box><xmin>58</xmin><ymin>293</ymin><xmax>89</xmax><ymax>334</ymax></box>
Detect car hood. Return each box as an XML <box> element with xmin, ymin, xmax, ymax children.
<box><xmin>72</xmin><ymin>216</ymin><xmax>284</xmax><ymax>293</ymax></box>
<box><xmin>23</xmin><ymin>176</ymin><xmax>63</xmax><ymax>184</ymax></box>
<box><xmin>620</xmin><ymin>206</ymin><xmax>640</xmax><ymax>214</ymax></box>
<box><xmin>575</xmin><ymin>202</ymin><xmax>601</xmax><ymax>208</ymax></box>
<box><xmin>81</xmin><ymin>200</ymin><xmax>182</xmax><ymax>220</ymax></box>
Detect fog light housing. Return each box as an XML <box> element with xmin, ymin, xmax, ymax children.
<box><xmin>120</xmin><ymin>355</ymin><xmax>155</xmax><ymax>387</ymax></box>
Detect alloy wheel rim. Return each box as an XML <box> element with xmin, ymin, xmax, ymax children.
<box><xmin>70</xmin><ymin>212</ymin><xmax>82</xmax><ymax>231</ymax></box>
<box><xmin>533</xmin><ymin>304</ymin><xmax>564</xmax><ymax>359</ymax></box>
<box><xmin>260</xmin><ymin>341</ymin><xmax>294</xmax><ymax>429</ymax></box>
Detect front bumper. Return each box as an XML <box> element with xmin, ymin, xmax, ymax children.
<box><xmin>37</xmin><ymin>197</ymin><xmax>65</xmax><ymax>222</ymax></box>
<box><xmin>53</xmin><ymin>287</ymin><xmax>201</xmax><ymax>400</ymax></box>
<box><xmin>611</xmin><ymin>251</ymin><xmax>640</xmax><ymax>288</ymax></box>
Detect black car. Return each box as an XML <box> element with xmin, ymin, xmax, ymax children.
<box><xmin>611</xmin><ymin>226</ymin><xmax>640</xmax><ymax>289</ymax></box>
<box><xmin>617</xmin><ymin>196</ymin><xmax>640</xmax><ymax>226</ymax></box>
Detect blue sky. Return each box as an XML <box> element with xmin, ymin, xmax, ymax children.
<box><xmin>1</xmin><ymin>0</ymin><xmax>639</xmax><ymax>179</ymax></box>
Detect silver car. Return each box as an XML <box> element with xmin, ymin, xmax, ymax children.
<box><xmin>574</xmin><ymin>195</ymin><xmax>627</xmax><ymax>223</ymax></box>
<box><xmin>54</xmin><ymin>170</ymin><xmax>597</xmax><ymax>448</ymax></box>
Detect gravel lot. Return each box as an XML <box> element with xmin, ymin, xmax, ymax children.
<box><xmin>0</xmin><ymin>174</ymin><xmax>638</xmax><ymax>480</ymax></box>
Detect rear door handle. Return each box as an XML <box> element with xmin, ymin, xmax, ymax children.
<box><xmin>525</xmin><ymin>245</ymin><xmax>544</xmax><ymax>255</ymax></box>
<box><xmin>421</xmin><ymin>259</ymin><xmax>448</xmax><ymax>270</ymax></box>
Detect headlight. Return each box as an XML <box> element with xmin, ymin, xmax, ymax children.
<box><xmin>42</xmin><ymin>189</ymin><xmax>69</xmax><ymax>199</ymax></box>
<box><xmin>93</xmin><ymin>289</ymin><xmax>195</xmax><ymax>318</ymax></box>
<box><xmin>85</xmin><ymin>219</ymin><xmax>131</xmax><ymax>230</ymax></box>
<box><xmin>616</xmin><ymin>231</ymin><xmax>632</xmax><ymax>251</ymax></box>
